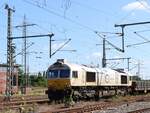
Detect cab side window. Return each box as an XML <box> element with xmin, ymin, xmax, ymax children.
<box><xmin>86</xmin><ymin>72</ymin><xmax>95</xmax><ymax>82</ymax></box>
<box><xmin>72</xmin><ymin>71</ymin><xmax>78</xmax><ymax>78</ymax></box>
<box><xmin>121</xmin><ymin>75</ymin><xmax>127</xmax><ymax>84</ymax></box>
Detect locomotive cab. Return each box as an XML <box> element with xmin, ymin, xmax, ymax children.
<box><xmin>47</xmin><ymin>59</ymin><xmax>71</xmax><ymax>91</ymax></box>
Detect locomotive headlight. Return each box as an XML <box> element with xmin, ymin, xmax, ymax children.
<box><xmin>65</xmin><ymin>82</ymin><xmax>70</xmax><ymax>88</ymax></box>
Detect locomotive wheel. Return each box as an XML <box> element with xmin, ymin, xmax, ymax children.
<box><xmin>94</xmin><ymin>89</ymin><xmax>100</xmax><ymax>101</ymax></box>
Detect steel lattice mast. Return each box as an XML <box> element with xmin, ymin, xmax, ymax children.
<box><xmin>5</xmin><ymin>4</ymin><xmax>15</xmax><ymax>99</ymax></box>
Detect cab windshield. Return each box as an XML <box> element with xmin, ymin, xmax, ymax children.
<box><xmin>48</xmin><ymin>69</ymin><xmax>70</xmax><ymax>78</ymax></box>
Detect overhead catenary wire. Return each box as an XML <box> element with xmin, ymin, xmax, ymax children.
<box><xmin>134</xmin><ymin>29</ymin><xmax>150</xmax><ymax>33</ymax></box>
<box><xmin>35</xmin><ymin>24</ymin><xmax>50</xmax><ymax>33</ymax></box>
<box><xmin>134</xmin><ymin>32</ymin><xmax>149</xmax><ymax>41</ymax></box>
<box><xmin>127</xmin><ymin>41</ymin><xmax>150</xmax><ymax>47</ymax></box>
<box><xmin>71</xmin><ymin>0</ymin><xmax>116</xmax><ymax>18</ymax></box>
<box><xmin>35</xmin><ymin>25</ymin><xmax>71</xmax><ymax>41</ymax></box>
<box><xmin>124</xmin><ymin>27</ymin><xmax>150</xmax><ymax>46</ymax></box>
<box><xmin>109</xmin><ymin>62</ymin><xmax>121</xmax><ymax>68</ymax></box>
<box><xmin>14</xmin><ymin>22</ymin><xmax>55</xmax><ymax>37</ymax></box>
<box><xmin>0</xmin><ymin>0</ymin><xmax>93</xmax><ymax>40</ymax></box>
<box><xmin>23</xmin><ymin>0</ymin><xmax>112</xmax><ymax>56</ymax></box>
<box><xmin>95</xmin><ymin>31</ymin><xmax>124</xmax><ymax>52</ymax></box>
<box><xmin>126</xmin><ymin>32</ymin><xmax>150</xmax><ymax>47</ymax></box>
<box><xmin>1</xmin><ymin>0</ymin><xmax>119</xmax><ymax>56</ymax></box>
<box><xmin>127</xmin><ymin>44</ymin><xmax>150</xmax><ymax>57</ymax></box>
<box><xmin>22</xmin><ymin>0</ymin><xmax>96</xmax><ymax>32</ymax></box>
<box><xmin>12</xmin><ymin>15</ymin><xmax>99</xmax><ymax>59</ymax></box>
<box><xmin>50</xmin><ymin>38</ymin><xmax>71</xmax><ymax>57</ymax></box>
<box><xmin>35</xmin><ymin>24</ymin><xmax>73</xmax><ymax>41</ymax></box>
<box><xmin>61</xmin><ymin>0</ymin><xmax>72</xmax><ymax>18</ymax></box>
<box><xmin>28</xmin><ymin>0</ymin><xmax>117</xmax><ymax>32</ymax></box>
<box><xmin>14</xmin><ymin>42</ymin><xmax>35</xmax><ymax>58</ymax></box>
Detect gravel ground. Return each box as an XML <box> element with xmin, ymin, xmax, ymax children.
<box><xmin>36</xmin><ymin>101</ymin><xmax>102</xmax><ymax>113</ymax></box>
<box><xmin>93</xmin><ymin>102</ymin><xmax>150</xmax><ymax>113</ymax></box>
<box><xmin>36</xmin><ymin>101</ymin><xmax>150</xmax><ymax>113</ymax></box>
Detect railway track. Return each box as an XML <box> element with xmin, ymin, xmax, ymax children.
<box><xmin>128</xmin><ymin>108</ymin><xmax>150</xmax><ymax>113</ymax></box>
<box><xmin>42</xmin><ymin>102</ymin><xmax>150</xmax><ymax>113</ymax></box>
<box><xmin>41</xmin><ymin>95</ymin><xmax>150</xmax><ymax>113</ymax></box>
<box><xmin>0</xmin><ymin>95</ymin><xmax>49</xmax><ymax>111</ymax></box>
<box><xmin>41</xmin><ymin>101</ymin><xmax>125</xmax><ymax>113</ymax></box>
<box><xmin>0</xmin><ymin>94</ymin><xmax>150</xmax><ymax>113</ymax></box>
<box><xmin>0</xmin><ymin>95</ymin><xmax>48</xmax><ymax>102</ymax></box>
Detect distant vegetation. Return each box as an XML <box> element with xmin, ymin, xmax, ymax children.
<box><xmin>18</xmin><ymin>68</ymin><xmax>47</xmax><ymax>87</ymax></box>
<box><xmin>30</xmin><ymin>72</ymin><xmax>47</xmax><ymax>87</ymax></box>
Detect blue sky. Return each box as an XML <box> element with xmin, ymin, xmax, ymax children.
<box><xmin>1</xmin><ymin>0</ymin><xmax>150</xmax><ymax>79</ymax></box>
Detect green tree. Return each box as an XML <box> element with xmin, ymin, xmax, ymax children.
<box><xmin>18</xmin><ymin>68</ymin><xmax>24</xmax><ymax>87</ymax></box>
<box><xmin>29</xmin><ymin>74</ymin><xmax>47</xmax><ymax>87</ymax></box>
<box><xmin>30</xmin><ymin>75</ymin><xmax>38</xmax><ymax>86</ymax></box>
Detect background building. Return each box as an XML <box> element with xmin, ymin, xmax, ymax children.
<box><xmin>0</xmin><ymin>64</ymin><xmax>19</xmax><ymax>94</ymax></box>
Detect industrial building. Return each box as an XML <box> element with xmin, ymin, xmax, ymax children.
<box><xmin>0</xmin><ymin>64</ymin><xmax>19</xmax><ymax>94</ymax></box>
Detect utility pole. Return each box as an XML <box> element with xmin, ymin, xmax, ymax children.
<box><xmin>5</xmin><ymin>4</ymin><xmax>15</xmax><ymax>100</ymax></box>
<box><xmin>102</xmin><ymin>38</ymin><xmax>106</xmax><ymax>68</ymax></box>
<box><xmin>15</xmin><ymin>15</ymin><xmax>36</xmax><ymax>94</ymax></box>
<box><xmin>23</xmin><ymin>15</ymin><xmax>27</xmax><ymax>91</ymax></box>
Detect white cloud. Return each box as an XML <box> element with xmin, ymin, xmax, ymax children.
<box><xmin>122</xmin><ymin>1</ymin><xmax>150</xmax><ymax>11</ymax></box>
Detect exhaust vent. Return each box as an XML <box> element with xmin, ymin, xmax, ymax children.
<box><xmin>57</xmin><ymin>59</ymin><xmax>67</xmax><ymax>63</ymax></box>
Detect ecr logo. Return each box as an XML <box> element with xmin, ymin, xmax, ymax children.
<box><xmin>105</xmin><ymin>74</ymin><xmax>109</xmax><ymax>83</ymax></box>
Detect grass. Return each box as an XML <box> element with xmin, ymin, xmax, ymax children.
<box><xmin>12</xmin><ymin>87</ymin><xmax>47</xmax><ymax>96</ymax></box>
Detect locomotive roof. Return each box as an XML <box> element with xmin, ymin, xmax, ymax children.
<box><xmin>64</xmin><ymin>61</ymin><xmax>98</xmax><ymax>72</ymax></box>
<box><xmin>48</xmin><ymin>59</ymin><xmax>131</xmax><ymax>76</ymax></box>
<box><xmin>49</xmin><ymin>59</ymin><xmax>121</xmax><ymax>73</ymax></box>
